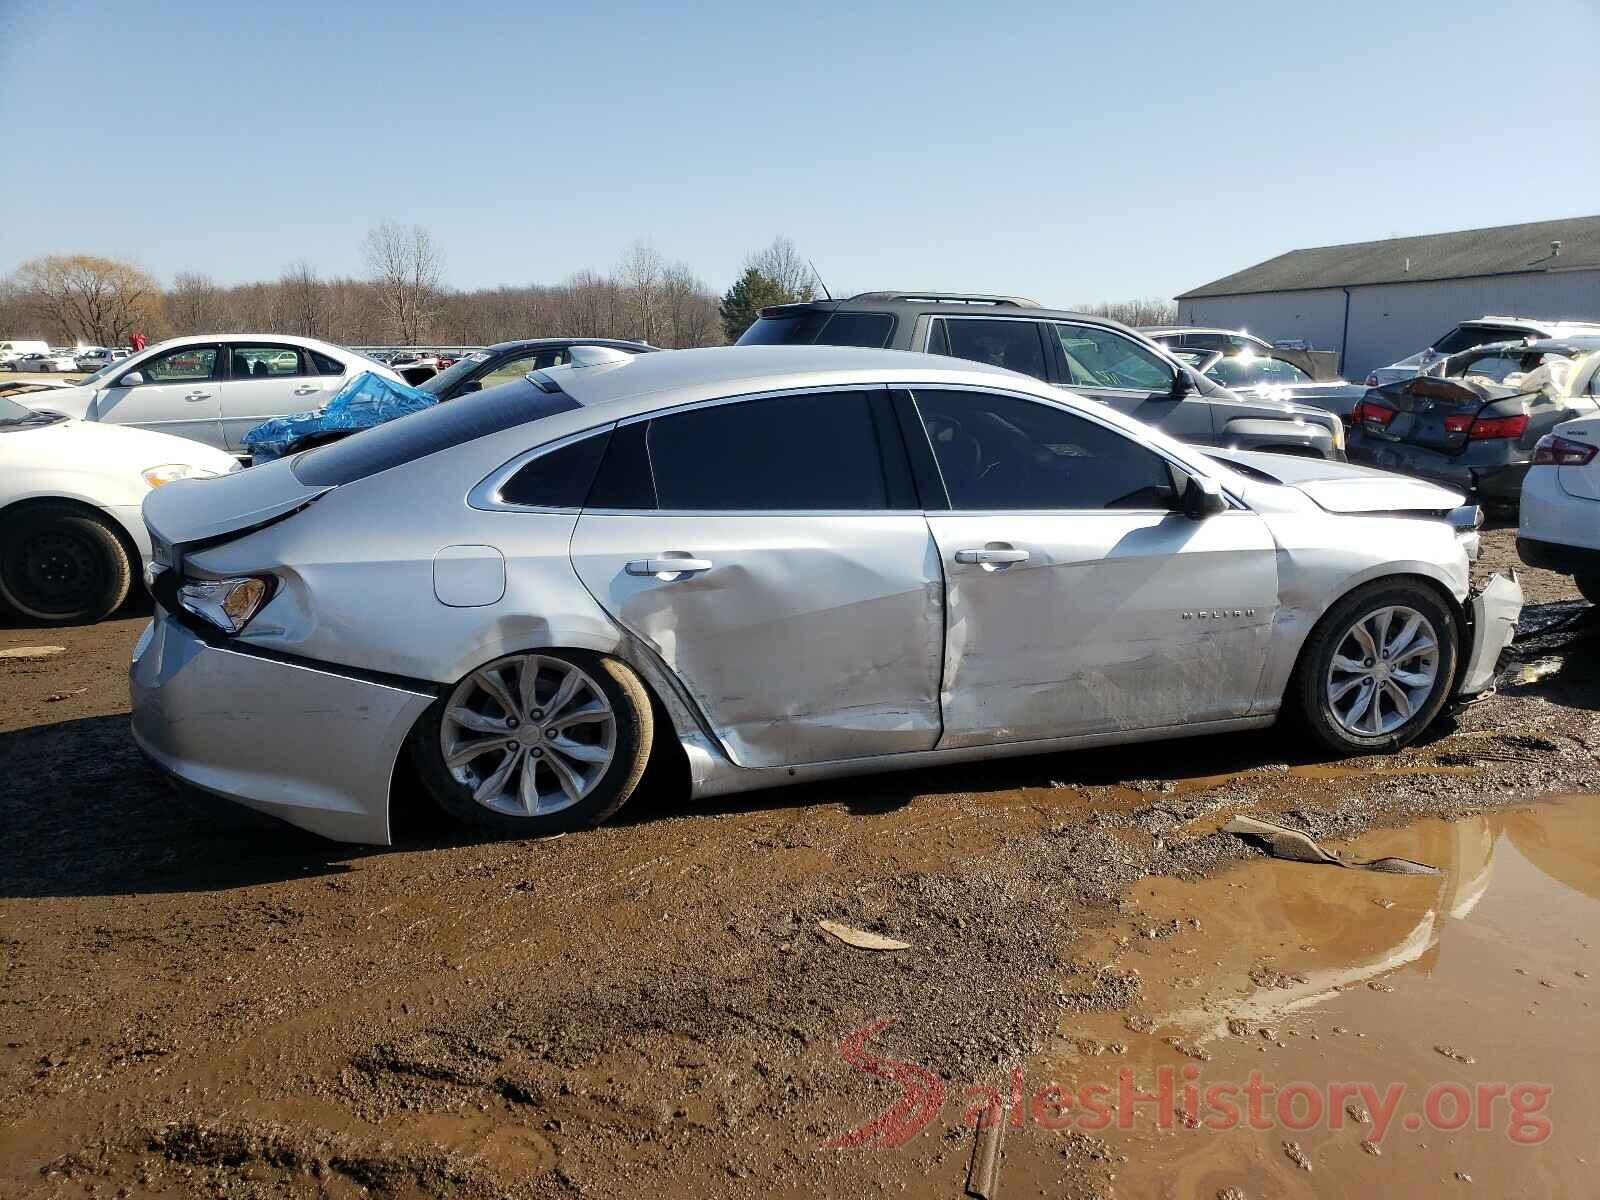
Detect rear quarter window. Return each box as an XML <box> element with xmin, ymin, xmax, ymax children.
<box><xmin>293</xmin><ymin>378</ymin><xmax>579</xmax><ymax>486</ymax></box>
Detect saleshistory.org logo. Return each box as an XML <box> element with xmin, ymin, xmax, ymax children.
<box><xmin>824</xmin><ymin>1019</ymin><xmax>1553</xmax><ymax>1149</ymax></box>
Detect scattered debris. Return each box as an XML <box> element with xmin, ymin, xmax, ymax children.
<box><xmin>1519</xmin><ymin>658</ymin><xmax>1561</xmax><ymax>684</ymax></box>
<box><xmin>1361</xmin><ymin>1139</ymin><xmax>1382</xmax><ymax>1156</ymax></box>
<box><xmin>817</xmin><ymin>920</ymin><xmax>910</xmax><ymax>952</ymax></box>
<box><xmin>1283</xmin><ymin>1140</ymin><xmax>1313</xmax><ymax>1171</ymax></box>
<box><xmin>1346</xmin><ymin>1102</ymin><xmax>1371</xmax><ymax>1123</ymax></box>
<box><xmin>1222</xmin><ymin>816</ymin><xmax>1439</xmax><ymax>875</ymax></box>
<box><xmin>0</xmin><ymin>645</ymin><xmax>64</xmax><ymax>659</ymax></box>
<box><xmin>1434</xmin><ymin>1045</ymin><xmax>1477</xmax><ymax>1065</ymax></box>
<box><xmin>967</xmin><ymin>1100</ymin><xmax>1007</xmax><ymax>1199</ymax></box>
<box><xmin>43</xmin><ymin>688</ymin><xmax>88</xmax><ymax>702</ymax></box>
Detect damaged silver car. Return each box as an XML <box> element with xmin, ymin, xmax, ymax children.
<box><xmin>131</xmin><ymin>346</ymin><xmax>1522</xmax><ymax>844</ymax></box>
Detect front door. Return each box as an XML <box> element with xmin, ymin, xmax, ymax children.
<box><xmin>569</xmin><ymin>388</ymin><xmax>944</xmax><ymax>769</ymax></box>
<box><xmin>1046</xmin><ymin>321</ymin><xmax>1214</xmax><ymax>443</ymax></box>
<box><xmin>95</xmin><ymin>342</ymin><xmax>224</xmax><ymax>446</ymax></box>
<box><xmin>219</xmin><ymin>343</ymin><xmax>333</xmax><ymax>451</ymax></box>
<box><xmin>906</xmin><ymin>386</ymin><xmax>1278</xmax><ymax>747</ymax></box>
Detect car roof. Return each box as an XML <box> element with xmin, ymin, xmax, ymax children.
<box><xmin>763</xmin><ymin>292</ymin><xmax>1120</xmax><ymax>324</ymax></box>
<box><xmin>479</xmin><ymin>336</ymin><xmax>655</xmax><ymax>354</ymax></box>
<box><xmin>540</xmin><ymin>344</ymin><xmax>1046</xmax><ymax>414</ymax></box>
<box><xmin>1141</xmin><ymin>326</ymin><xmax>1265</xmax><ymax>338</ymax></box>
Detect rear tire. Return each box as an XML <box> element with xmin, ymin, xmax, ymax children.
<box><xmin>0</xmin><ymin>503</ymin><xmax>133</xmax><ymax>625</ymax></box>
<box><xmin>411</xmin><ymin>649</ymin><xmax>653</xmax><ymax>837</ymax></box>
<box><xmin>1287</xmin><ymin>579</ymin><xmax>1459</xmax><ymax>756</ymax></box>
<box><xmin>1576</xmin><ymin>575</ymin><xmax>1600</xmax><ymax>606</ymax></box>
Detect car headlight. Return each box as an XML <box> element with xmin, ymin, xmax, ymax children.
<box><xmin>143</xmin><ymin>463</ymin><xmax>223</xmax><ymax>488</ymax></box>
<box><xmin>178</xmin><ymin>576</ymin><xmax>272</xmax><ymax>633</ymax></box>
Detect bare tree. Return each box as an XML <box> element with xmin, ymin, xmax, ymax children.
<box><xmin>1071</xmin><ymin>298</ymin><xmax>1178</xmax><ymax>328</ymax></box>
<box><xmin>13</xmin><ymin>254</ymin><xmax>162</xmax><ymax>346</ymax></box>
<box><xmin>281</xmin><ymin>261</ymin><xmax>327</xmax><ymax>338</ymax></box>
<box><xmin>363</xmin><ymin>222</ymin><xmax>445</xmax><ymax>345</ymax></box>
<box><xmin>744</xmin><ymin>236</ymin><xmax>816</xmax><ymax>302</ymax></box>
<box><xmin>617</xmin><ymin>240</ymin><xmax>665</xmax><ymax>344</ymax></box>
<box><xmin>166</xmin><ymin>271</ymin><xmax>224</xmax><ymax>334</ymax></box>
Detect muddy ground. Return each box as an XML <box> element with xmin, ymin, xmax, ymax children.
<box><xmin>1</xmin><ymin>528</ymin><xmax>1596</xmax><ymax>1198</ymax></box>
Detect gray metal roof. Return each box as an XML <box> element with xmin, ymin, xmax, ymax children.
<box><xmin>1177</xmin><ymin>214</ymin><xmax>1600</xmax><ymax>299</ymax></box>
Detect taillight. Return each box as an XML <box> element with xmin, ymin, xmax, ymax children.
<box><xmin>1532</xmin><ymin>434</ymin><xmax>1599</xmax><ymax>466</ymax></box>
<box><xmin>1353</xmin><ymin>400</ymin><xmax>1396</xmax><ymax>427</ymax></box>
<box><xmin>1443</xmin><ymin>413</ymin><xmax>1473</xmax><ymax>434</ymax></box>
<box><xmin>1468</xmin><ymin>414</ymin><xmax>1529</xmax><ymax>440</ymax></box>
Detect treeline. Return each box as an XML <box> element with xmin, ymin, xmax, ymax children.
<box><xmin>0</xmin><ymin>224</ymin><xmax>1175</xmax><ymax>350</ymax></box>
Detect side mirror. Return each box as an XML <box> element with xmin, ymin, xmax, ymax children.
<box><xmin>1169</xmin><ymin>370</ymin><xmax>1194</xmax><ymax>399</ymax></box>
<box><xmin>1182</xmin><ymin>475</ymin><xmax>1228</xmax><ymax>520</ymax></box>
<box><xmin>118</xmin><ymin>371</ymin><xmax>144</xmax><ymax>387</ymax></box>
<box><xmin>457</xmin><ymin>379</ymin><xmax>483</xmax><ymax>395</ymax></box>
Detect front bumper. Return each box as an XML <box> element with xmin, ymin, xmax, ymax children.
<box><xmin>1347</xmin><ymin>434</ymin><xmax>1527</xmax><ymax>503</ymax></box>
<box><xmin>1457</xmin><ymin>572</ymin><xmax>1523</xmax><ymax>698</ymax></box>
<box><xmin>130</xmin><ymin>608</ymin><xmax>435</xmax><ymax>844</ymax></box>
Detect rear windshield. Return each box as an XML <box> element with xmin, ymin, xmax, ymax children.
<box><xmin>293</xmin><ymin>379</ymin><xmax>579</xmax><ymax>486</ymax></box>
<box><xmin>737</xmin><ymin>310</ymin><xmax>895</xmax><ymax>348</ymax></box>
<box><xmin>1432</xmin><ymin>326</ymin><xmax>1527</xmax><ymax>355</ymax></box>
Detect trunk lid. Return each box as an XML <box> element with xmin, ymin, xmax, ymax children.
<box><xmin>1357</xmin><ymin>376</ymin><xmax>1527</xmax><ymax>454</ymax></box>
<box><xmin>141</xmin><ymin>455</ymin><xmax>332</xmax><ymax>557</ymax></box>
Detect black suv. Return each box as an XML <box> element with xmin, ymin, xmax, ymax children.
<box><xmin>739</xmin><ymin>292</ymin><xmax>1344</xmax><ymax>459</ymax></box>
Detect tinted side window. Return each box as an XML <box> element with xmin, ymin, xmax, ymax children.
<box><xmin>937</xmin><ymin>319</ymin><xmax>1048</xmax><ymax>380</ymax></box>
<box><xmin>312</xmin><ymin>350</ymin><xmax>346</xmax><ymax>376</ymax></box>
<box><xmin>138</xmin><ymin>345</ymin><xmax>219</xmax><ymax>383</ymax></box>
<box><xmin>647</xmin><ymin>392</ymin><xmax>889</xmax><ymax>510</ymax></box>
<box><xmin>911</xmin><ymin>389</ymin><xmax>1181</xmax><ymax>511</ymax></box>
<box><xmin>1051</xmin><ymin>324</ymin><xmax>1174</xmax><ymax>391</ymax></box>
<box><xmin>499</xmin><ymin>430</ymin><xmax>611</xmax><ymax>507</ymax></box>
<box><xmin>231</xmin><ymin>345</ymin><xmax>309</xmax><ymax>379</ymax></box>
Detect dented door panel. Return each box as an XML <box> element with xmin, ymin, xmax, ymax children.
<box><xmin>929</xmin><ymin>510</ymin><xmax>1279</xmax><ymax>747</ymax></box>
<box><xmin>570</xmin><ymin>513</ymin><xmax>944</xmax><ymax>768</ymax></box>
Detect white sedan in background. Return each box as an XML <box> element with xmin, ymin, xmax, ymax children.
<box><xmin>0</xmin><ymin>395</ymin><xmax>239</xmax><ymax>624</ymax></box>
<box><xmin>16</xmin><ymin>350</ymin><xmax>80</xmax><ymax>372</ymax></box>
<box><xmin>75</xmin><ymin>346</ymin><xmax>130</xmax><ymax>372</ymax></box>
<box><xmin>1519</xmin><ymin>361</ymin><xmax>1600</xmax><ymax>603</ymax></box>
<box><xmin>15</xmin><ymin>333</ymin><xmax>406</xmax><ymax>456</ymax></box>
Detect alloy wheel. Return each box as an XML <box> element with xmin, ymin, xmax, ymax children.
<box><xmin>440</xmin><ymin>654</ymin><xmax>618</xmax><ymax>817</ymax></box>
<box><xmin>1325</xmin><ymin>605</ymin><xmax>1440</xmax><ymax>736</ymax></box>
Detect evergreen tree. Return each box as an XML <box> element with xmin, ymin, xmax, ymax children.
<box><xmin>719</xmin><ymin>267</ymin><xmax>792</xmax><ymax>342</ymax></box>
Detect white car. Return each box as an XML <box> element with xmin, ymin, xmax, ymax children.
<box><xmin>0</xmin><ymin>339</ymin><xmax>51</xmax><ymax>366</ymax></box>
<box><xmin>1369</xmin><ymin>316</ymin><xmax>1600</xmax><ymax>388</ymax></box>
<box><xmin>16</xmin><ymin>333</ymin><xmax>407</xmax><ymax>456</ymax></box>
<box><xmin>17</xmin><ymin>350</ymin><xmax>79</xmax><ymax>372</ymax></box>
<box><xmin>1518</xmin><ymin>375</ymin><xmax>1600</xmax><ymax>602</ymax></box>
<box><xmin>75</xmin><ymin>346</ymin><xmax>129</xmax><ymax>372</ymax></box>
<box><xmin>0</xmin><ymin>394</ymin><xmax>239</xmax><ymax>624</ymax></box>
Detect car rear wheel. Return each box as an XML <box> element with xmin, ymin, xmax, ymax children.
<box><xmin>412</xmin><ymin>649</ymin><xmax>653</xmax><ymax>836</ymax></box>
<box><xmin>1288</xmin><ymin>580</ymin><xmax>1459</xmax><ymax>756</ymax></box>
<box><xmin>0</xmin><ymin>503</ymin><xmax>133</xmax><ymax>625</ymax></box>
<box><xmin>1575</xmin><ymin>575</ymin><xmax>1600</xmax><ymax>606</ymax></box>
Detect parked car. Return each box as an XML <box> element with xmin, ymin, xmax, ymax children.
<box><xmin>1348</xmin><ymin>342</ymin><xmax>1600</xmax><ymax>508</ymax></box>
<box><xmin>74</xmin><ymin>347</ymin><xmax>129</xmax><ymax>372</ymax></box>
<box><xmin>1170</xmin><ymin>349</ymin><xmax>1367</xmax><ymax>422</ymax></box>
<box><xmin>17</xmin><ymin>349</ymin><xmax>79</xmax><ymax>372</ymax></box>
<box><xmin>0</xmin><ymin>339</ymin><xmax>51</xmax><ymax>366</ymax></box>
<box><xmin>1518</xmin><ymin>405</ymin><xmax>1600</xmax><ymax>603</ymax></box>
<box><xmin>13</xmin><ymin>334</ymin><xmax>406</xmax><ymax>456</ymax></box>
<box><xmin>738</xmin><ymin>292</ymin><xmax>1345</xmax><ymax>459</ymax></box>
<box><xmin>1143</xmin><ymin>326</ymin><xmax>1275</xmax><ymax>356</ymax></box>
<box><xmin>0</xmin><ymin>395</ymin><xmax>238</xmax><ymax>624</ymax></box>
<box><xmin>133</xmin><ymin>345</ymin><xmax>1518</xmax><ymax>845</ymax></box>
<box><xmin>1367</xmin><ymin>316</ymin><xmax>1600</xmax><ymax>388</ymax></box>
<box><xmin>420</xmin><ymin>338</ymin><xmax>656</xmax><ymax>402</ymax></box>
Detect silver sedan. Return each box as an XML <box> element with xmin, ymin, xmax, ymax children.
<box><xmin>132</xmin><ymin>346</ymin><xmax>1522</xmax><ymax>844</ymax></box>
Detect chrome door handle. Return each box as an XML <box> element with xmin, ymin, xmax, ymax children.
<box><xmin>626</xmin><ymin>557</ymin><xmax>714</xmax><ymax>577</ymax></box>
<box><xmin>183</xmin><ymin>391</ymin><xmax>211</xmax><ymax>401</ymax></box>
<box><xmin>293</xmin><ymin>385</ymin><xmax>323</xmax><ymax>395</ymax></box>
<box><xmin>955</xmin><ymin>548</ymin><xmax>1029</xmax><ymax>564</ymax></box>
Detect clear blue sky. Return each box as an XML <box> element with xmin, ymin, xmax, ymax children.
<box><xmin>3</xmin><ymin>0</ymin><xmax>1597</xmax><ymax>303</ymax></box>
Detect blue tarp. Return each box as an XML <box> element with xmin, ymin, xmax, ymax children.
<box><xmin>242</xmin><ymin>371</ymin><xmax>437</xmax><ymax>462</ymax></box>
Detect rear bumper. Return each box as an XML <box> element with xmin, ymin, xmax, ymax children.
<box><xmin>1347</xmin><ymin>435</ymin><xmax>1526</xmax><ymax>503</ymax></box>
<box><xmin>1458</xmin><ymin>572</ymin><xmax>1522</xmax><ymax>697</ymax></box>
<box><xmin>1517</xmin><ymin>536</ymin><xmax>1600</xmax><ymax>577</ymax></box>
<box><xmin>129</xmin><ymin>609</ymin><xmax>434</xmax><ymax>844</ymax></box>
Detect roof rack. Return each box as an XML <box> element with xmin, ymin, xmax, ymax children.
<box><xmin>847</xmin><ymin>291</ymin><xmax>1042</xmax><ymax>307</ymax></box>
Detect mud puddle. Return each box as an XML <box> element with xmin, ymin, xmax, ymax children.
<box><xmin>990</xmin><ymin>795</ymin><xmax>1599</xmax><ymax>1197</ymax></box>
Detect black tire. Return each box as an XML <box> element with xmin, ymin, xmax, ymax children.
<box><xmin>411</xmin><ymin>649</ymin><xmax>653</xmax><ymax>837</ymax></box>
<box><xmin>1287</xmin><ymin>579</ymin><xmax>1459</xmax><ymax>757</ymax></box>
<box><xmin>0</xmin><ymin>502</ymin><xmax>133</xmax><ymax>625</ymax></box>
<box><xmin>1576</xmin><ymin>575</ymin><xmax>1600</xmax><ymax>607</ymax></box>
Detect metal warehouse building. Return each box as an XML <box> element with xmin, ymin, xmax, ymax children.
<box><xmin>1175</xmin><ymin>215</ymin><xmax>1600</xmax><ymax>380</ymax></box>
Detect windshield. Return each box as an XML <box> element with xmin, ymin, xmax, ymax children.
<box><xmin>420</xmin><ymin>350</ymin><xmax>492</xmax><ymax>396</ymax></box>
<box><xmin>0</xmin><ymin>397</ymin><xmax>66</xmax><ymax>427</ymax></box>
<box><xmin>1432</xmin><ymin>325</ymin><xmax>1527</xmax><ymax>355</ymax></box>
<box><xmin>76</xmin><ymin>360</ymin><xmax>124</xmax><ymax>385</ymax></box>
<box><xmin>1207</xmin><ymin>354</ymin><xmax>1312</xmax><ymax>388</ymax></box>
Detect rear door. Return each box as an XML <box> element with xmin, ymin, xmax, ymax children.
<box><xmin>569</xmin><ymin>388</ymin><xmax>944</xmax><ymax>769</ymax></box>
<box><xmin>94</xmin><ymin>342</ymin><xmax>224</xmax><ymax>446</ymax></box>
<box><xmin>219</xmin><ymin>343</ymin><xmax>334</xmax><ymax>451</ymax></box>
<box><xmin>906</xmin><ymin>386</ymin><xmax>1278</xmax><ymax>746</ymax></box>
<box><xmin>1044</xmin><ymin>321</ymin><xmax>1213</xmax><ymax>442</ymax></box>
